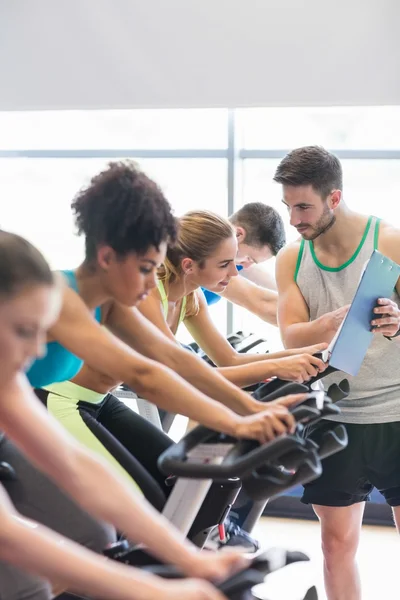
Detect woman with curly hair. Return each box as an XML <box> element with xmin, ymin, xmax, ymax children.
<box><xmin>24</xmin><ymin>160</ymin><xmax>311</xmax><ymax>503</ymax></box>
<box><xmin>21</xmin><ymin>160</ymin><xmax>326</xmax><ymax>555</ymax></box>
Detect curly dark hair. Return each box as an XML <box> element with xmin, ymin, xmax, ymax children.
<box><xmin>72</xmin><ymin>161</ymin><xmax>177</xmax><ymax>262</ymax></box>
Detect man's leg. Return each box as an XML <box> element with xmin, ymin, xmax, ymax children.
<box><xmin>366</xmin><ymin>422</ymin><xmax>400</xmax><ymax>536</ymax></box>
<box><xmin>313</xmin><ymin>503</ymin><xmax>365</xmax><ymax>600</ymax></box>
<box><xmin>301</xmin><ymin>422</ymin><xmax>371</xmax><ymax>600</ymax></box>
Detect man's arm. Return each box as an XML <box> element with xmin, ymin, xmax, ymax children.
<box><xmin>276</xmin><ymin>244</ymin><xmax>346</xmax><ymax>348</ymax></box>
<box><xmin>220</xmin><ymin>276</ymin><xmax>278</xmax><ymax>326</ymax></box>
<box><xmin>240</xmin><ymin>263</ymin><xmax>277</xmax><ymax>290</ymax></box>
<box><xmin>371</xmin><ymin>223</ymin><xmax>400</xmax><ymax>340</ymax></box>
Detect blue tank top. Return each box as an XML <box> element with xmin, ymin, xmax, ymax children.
<box><xmin>202</xmin><ymin>265</ymin><xmax>243</xmax><ymax>306</ymax></box>
<box><xmin>26</xmin><ymin>270</ymin><xmax>102</xmax><ymax>389</ymax></box>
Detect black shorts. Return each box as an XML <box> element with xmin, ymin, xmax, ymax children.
<box><xmin>302</xmin><ymin>420</ymin><xmax>400</xmax><ymax>507</ymax></box>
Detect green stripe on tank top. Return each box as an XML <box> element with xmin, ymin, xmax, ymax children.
<box><xmin>374</xmin><ymin>217</ymin><xmax>381</xmax><ymax>250</ymax></box>
<box><xmin>309</xmin><ymin>215</ymin><xmax>373</xmax><ymax>272</ymax></box>
<box><xmin>294</xmin><ymin>238</ymin><xmax>305</xmax><ymax>283</ymax></box>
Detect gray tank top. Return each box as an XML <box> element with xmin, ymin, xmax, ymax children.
<box><xmin>296</xmin><ymin>215</ymin><xmax>400</xmax><ymax>424</ymax></box>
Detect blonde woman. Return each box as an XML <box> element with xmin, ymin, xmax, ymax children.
<box><xmin>139</xmin><ymin>210</ymin><xmax>324</xmax><ymax>388</ymax></box>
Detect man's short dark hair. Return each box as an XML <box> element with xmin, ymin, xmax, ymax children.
<box><xmin>229</xmin><ymin>202</ymin><xmax>286</xmax><ymax>256</ymax></box>
<box><xmin>273</xmin><ymin>146</ymin><xmax>343</xmax><ymax>198</ymax></box>
<box><xmin>72</xmin><ymin>161</ymin><xmax>177</xmax><ymax>262</ymax></box>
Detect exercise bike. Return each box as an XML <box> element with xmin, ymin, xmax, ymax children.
<box><xmin>0</xmin><ymin>390</ymin><xmax>346</xmax><ymax>599</ymax></box>
<box><xmin>114</xmin><ymin>355</ymin><xmax>350</xmax><ymax>545</ymax></box>
<box><xmin>101</xmin><ymin>390</ymin><xmax>345</xmax><ymax>599</ymax></box>
<box><xmin>54</xmin><ymin>548</ymin><xmax>316</xmax><ymax>600</ymax></box>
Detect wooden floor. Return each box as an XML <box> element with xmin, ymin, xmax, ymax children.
<box><xmin>252</xmin><ymin>516</ymin><xmax>398</xmax><ymax>599</ymax></box>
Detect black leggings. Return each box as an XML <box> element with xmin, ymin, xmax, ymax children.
<box><xmin>36</xmin><ymin>389</ymin><xmax>173</xmax><ymax>511</ymax></box>
<box><xmin>37</xmin><ymin>388</ymin><xmax>249</xmax><ymax>532</ymax></box>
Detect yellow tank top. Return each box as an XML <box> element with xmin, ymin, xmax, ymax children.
<box><xmin>156</xmin><ymin>280</ymin><xmax>187</xmax><ymax>326</ymax></box>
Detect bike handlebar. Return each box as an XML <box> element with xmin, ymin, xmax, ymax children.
<box><xmin>158</xmin><ymin>426</ymin><xmax>303</xmax><ymax>479</ymax></box>
<box><xmin>158</xmin><ymin>392</ymin><xmax>342</xmax><ymax>480</ymax></box>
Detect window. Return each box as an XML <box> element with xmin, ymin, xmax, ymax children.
<box><xmin>238</xmin><ymin>106</ymin><xmax>400</xmax><ymax>150</ymax></box>
<box><xmin>0</xmin><ymin>157</ymin><xmax>227</xmax><ymax>269</ymax></box>
<box><xmin>1</xmin><ymin>106</ymin><xmax>399</xmax><ymax>344</ymax></box>
<box><xmin>342</xmin><ymin>160</ymin><xmax>400</xmax><ymax>226</ymax></box>
<box><xmin>240</xmin><ymin>158</ymin><xmax>400</xmax><ymax>244</ymax></box>
<box><xmin>139</xmin><ymin>159</ymin><xmax>227</xmax><ymax>217</ymax></box>
<box><xmin>0</xmin><ymin>108</ymin><xmax>230</xmax><ymax>337</ymax></box>
<box><xmin>0</xmin><ymin>109</ymin><xmax>228</xmax><ymax>150</ymax></box>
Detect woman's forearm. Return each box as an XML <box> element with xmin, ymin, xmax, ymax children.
<box><xmin>217</xmin><ymin>360</ymin><xmax>280</xmax><ymax>388</ymax></box>
<box><xmin>128</xmin><ymin>363</ymin><xmax>240</xmax><ymax>433</ymax></box>
<box><xmin>63</xmin><ymin>448</ymin><xmax>201</xmax><ymax>571</ymax></box>
<box><xmin>227</xmin><ymin>348</ymin><xmax>295</xmax><ymax>366</ymax></box>
<box><xmin>173</xmin><ymin>351</ymin><xmax>258</xmax><ymax>415</ymax></box>
<box><xmin>4</xmin><ymin>377</ymin><xmax>232</xmax><ymax>579</ymax></box>
<box><xmin>1</xmin><ymin>515</ymin><xmax>164</xmax><ymax>600</ymax></box>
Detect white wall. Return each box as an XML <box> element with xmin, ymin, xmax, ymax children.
<box><xmin>1</xmin><ymin>0</ymin><xmax>399</xmax><ymax>110</ymax></box>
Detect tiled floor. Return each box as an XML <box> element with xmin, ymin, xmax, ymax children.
<box><xmin>252</xmin><ymin>516</ymin><xmax>398</xmax><ymax>600</ymax></box>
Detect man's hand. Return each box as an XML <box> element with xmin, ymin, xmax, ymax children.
<box><xmin>372</xmin><ymin>297</ymin><xmax>400</xmax><ymax>338</ymax></box>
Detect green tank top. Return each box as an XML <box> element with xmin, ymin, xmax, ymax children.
<box><xmin>157</xmin><ymin>280</ymin><xmax>187</xmax><ymax>327</ymax></box>
<box><xmin>296</xmin><ymin>215</ymin><xmax>400</xmax><ymax>424</ymax></box>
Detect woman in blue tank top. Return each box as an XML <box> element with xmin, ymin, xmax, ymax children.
<box><xmin>34</xmin><ymin>181</ymin><xmax>325</xmax><ymax>552</ymax></box>
<box><xmin>0</xmin><ymin>230</ymin><xmax>249</xmax><ymax>600</ymax></box>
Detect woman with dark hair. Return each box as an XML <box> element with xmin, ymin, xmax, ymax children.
<box><xmin>0</xmin><ymin>230</ymin><xmax>246</xmax><ymax>600</ymax></box>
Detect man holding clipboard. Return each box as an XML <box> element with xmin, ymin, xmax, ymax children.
<box><xmin>275</xmin><ymin>146</ymin><xmax>400</xmax><ymax>600</ymax></box>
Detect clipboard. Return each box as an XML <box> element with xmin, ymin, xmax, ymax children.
<box><xmin>322</xmin><ymin>250</ymin><xmax>400</xmax><ymax>376</ymax></box>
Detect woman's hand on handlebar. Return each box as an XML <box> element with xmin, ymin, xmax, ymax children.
<box><xmin>286</xmin><ymin>342</ymin><xmax>328</xmax><ymax>357</ymax></box>
<box><xmin>161</xmin><ymin>579</ymin><xmax>228</xmax><ymax>600</ymax></box>
<box><xmin>183</xmin><ymin>548</ymin><xmax>249</xmax><ymax>583</ymax></box>
<box><xmin>233</xmin><ymin>394</ymin><xmax>307</xmax><ymax>443</ymax></box>
<box><xmin>163</xmin><ymin>549</ymin><xmax>248</xmax><ymax>599</ymax></box>
<box><xmin>273</xmin><ymin>353</ymin><xmax>327</xmax><ymax>383</ymax></box>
